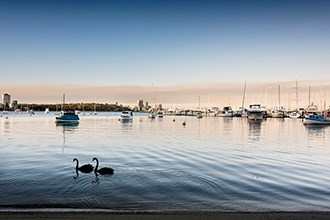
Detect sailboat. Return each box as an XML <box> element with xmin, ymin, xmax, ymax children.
<box><xmin>55</xmin><ymin>94</ymin><xmax>79</xmax><ymax>124</ymax></box>
<box><xmin>271</xmin><ymin>85</ymin><xmax>285</xmax><ymax>118</ymax></box>
<box><xmin>289</xmin><ymin>80</ymin><xmax>301</xmax><ymax>118</ymax></box>
<box><xmin>91</xmin><ymin>103</ymin><xmax>97</xmax><ymax>115</ymax></box>
<box><xmin>196</xmin><ymin>96</ymin><xmax>203</xmax><ymax>119</ymax></box>
<box><xmin>236</xmin><ymin>81</ymin><xmax>247</xmax><ymax>117</ymax></box>
<box><xmin>148</xmin><ymin>84</ymin><xmax>157</xmax><ymax>119</ymax></box>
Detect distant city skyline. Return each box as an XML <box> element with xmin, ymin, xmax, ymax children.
<box><xmin>0</xmin><ymin>0</ymin><xmax>329</xmax><ymax>107</ymax></box>
<box><xmin>1</xmin><ymin>80</ymin><xmax>329</xmax><ymax>110</ymax></box>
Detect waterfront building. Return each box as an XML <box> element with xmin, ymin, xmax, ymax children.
<box><xmin>137</xmin><ymin>99</ymin><xmax>144</xmax><ymax>111</ymax></box>
<box><xmin>145</xmin><ymin>101</ymin><xmax>149</xmax><ymax>110</ymax></box>
<box><xmin>10</xmin><ymin>100</ymin><xmax>18</xmax><ymax>110</ymax></box>
<box><xmin>2</xmin><ymin>93</ymin><xmax>11</xmax><ymax>109</ymax></box>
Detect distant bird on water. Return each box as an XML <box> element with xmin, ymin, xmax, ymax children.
<box><xmin>92</xmin><ymin>157</ymin><xmax>114</xmax><ymax>175</ymax></box>
<box><xmin>182</xmin><ymin>121</ymin><xmax>186</xmax><ymax>126</ymax></box>
<box><xmin>73</xmin><ymin>158</ymin><xmax>94</xmax><ymax>173</ymax></box>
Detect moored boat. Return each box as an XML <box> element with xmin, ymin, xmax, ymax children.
<box><xmin>148</xmin><ymin>111</ymin><xmax>156</xmax><ymax>119</ymax></box>
<box><xmin>303</xmin><ymin>115</ymin><xmax>330</xmax><ymax>125</ymax></box>
<box><xmin>288</xmin><ymin>110</ymin><xmax>301</xmax><ymax>119</ymax></box>
<box><xmin>121</xmin><ymin>111</ymin><xmax>133</xmax><ymax>122</ymax></box>
<box><xmin>55</xmin><ymin>109</ymin><xmax>79</xmax><ymax>124</ymax></box>
<box><xmin>157</xmin><ymin>110</ymin><xmax>164</xmax><ymax>118</ymax></box>
<box><xmin>247</xmin><ymin>104</ymin><xmax>263</xmax><ymax>121</ymax></box>
<box><xmin>218</xmin><ymin>106</ymin><xmax>234</xmax><ymax>117</ymax></box>
<box><xmin>271</xmin><ymin>106</ymin><xmax>285</xmax><ymax>118</ymax></box>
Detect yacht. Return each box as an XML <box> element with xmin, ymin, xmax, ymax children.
<box><xmin>218</xmin><ymin>106</ymin><xmax>234</xmax><ymax>117</ymax></box>
<box><xmin>44</xmin><ymin>108</ymin><xmax>50</xmax><ymax>114</ymax></box>
<box><xmin>271</xmin><ymin>106</ymin><xmax>285</xmax><ymax>118</ymax></box>
<box><xmin>305</xmin><ymin>104</ymin><xmax>319</xmax><ymax>118</ymax></box>
<box><xmin>209</xmin><ymin>107</ymin><xmax>219</xmax><ymax>117</ymax></box>
<box><xmin>247</xmin><ymin>104</ymin><xmax>263</xmax><ymax>120</ymax></box>
<box><xmin>157</xmin><ymin>110</ymin><xmax>164</xmax><ymax>118</ymax></box>
<box><xmin>148</xmin><ymin>111</ymin><xmax>156</xmax><ymax>119</ymax></box>
<box><xmin>288</xmin><ymin>110</ymin><xmax>301</xmax><ymax>119</ymax></box>
<box><xmin>121</xmin><ymin>111</ymin><xmax>133</xmax><ymax>122</ymax></box>
<box><xmin>55</xmin><ymin>109</ymin><xmax>79</xmax><ymax>124</ymax></box>
<box><xmin>303</xmin><ymin>115</ymin><xmax>330</xmax><ymax>125</ymax></box>
<box><xmin>236</xmin><ymin>107</ymin><xmax>248</xmax><ymax>117</ymax></box>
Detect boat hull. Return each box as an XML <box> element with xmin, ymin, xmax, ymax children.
<box><xmin>248</xmin><ymin>114</ymin><xmax>263</xmax><ymax>120</ymax></box>
<box><xmin>55</xmin><ymin>115</ymin><xmax>79</xmax><ymax>123</ymax></box>
<box><xmin>303</xmin><ymin>115</ymin><xmax>330</xmax><ymax>125</ymax></box>
<box><xmin>121</xmin><ymin>116</ymin><xmax>132</xmax><ymax>122</ymax></box>
<box><xmin>303</xmin><ymin>119</ymin><xmax>330</xmax><ymax>125</ymax></box>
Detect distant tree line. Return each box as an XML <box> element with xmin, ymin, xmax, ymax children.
<box><xmin>12</xmin><ymin>103</ymin><xmax>132</xmax><ymax>112</ymax></box>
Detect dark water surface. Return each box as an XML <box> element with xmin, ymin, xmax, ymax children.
<box><xmin>1</xmin><ymin>112</ymin><xmax>330</xmax><ymax>211</ymax></box>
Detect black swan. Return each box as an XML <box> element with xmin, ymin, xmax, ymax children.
<box><xmin>73</xmin><ymin>158</ymin><xmax>94</xmax><ymax>173</ymax></box>
<box><xmin>92</xmin><ymin>157</ymin><xmax>114</xmax><ymax>175</ymax></box>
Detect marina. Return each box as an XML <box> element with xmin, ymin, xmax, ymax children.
<box><xmin>1</xmin><ymin>112</ymin><xmax>330</xmax><ymax>212</ymax></box>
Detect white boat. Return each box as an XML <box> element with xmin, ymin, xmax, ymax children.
<box><xmin>305</xmin><ymin>104</ymin><xmax>320</xmax><ymax>118</ymax></box>
<box><xmin>271</xmin><ymin>106</ymin><xmax>285</xmax><ymax>118</ymax></box>
<box><xmin>236</xmin><ymin>107</ymin><xmax>248</xmax><ymax>117</ymax></box>
<box><xmin>121</xmin><ymin>111</ymin><xmax>133</xmax><ymax>122</ymax></box>
<box><xmin>209</xmin><ymin>107</ymin><xmax>219</xmax><ymax>117</ymax></box>
<box><xmin>148</xmin><ymin>111</ymin><xmax>156</xmax><ymax>119</ymax></box>
<box><xmin>44</xmin><ymin>108</ymin><xmax>50</xmax><ymax>114</ymax></box>
<box><xmin>247</xmin><ymin>104</ymin><xmax>263</xmax><ymax>120</ymax></box>
<box><xmin>157</xmin><ymin>111</ymin><xmax>164</xmax><ymax>118</ymax></box>
<box><xmin>303</xmin><ymin>115</ymin><xmax>330</xmax><ymax>125</ymax></box>
<box><xmin>218</xmin><ymin>106</ymin><xmax>234</xmax><ymax>117</ymax></box>
<box><xmin>288</xmin><ymin>111</ymin><xmax>301</xmax><ymax>119</ymax></box>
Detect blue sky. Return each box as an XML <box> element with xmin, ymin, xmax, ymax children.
<box><xmin>0</xmin><ymin>0</ymin><xmax>329</xmax><ymax>105</ymax></box>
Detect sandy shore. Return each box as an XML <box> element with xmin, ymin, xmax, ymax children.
<box><xmin>1</xmin><ymin>211</ymin><xmax>330</xmax><ymax>220</ymax></box>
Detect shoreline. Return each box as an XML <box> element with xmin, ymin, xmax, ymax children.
<box><xmin>1</xmin><ymin>210</ymin><xmax>330</xmax><ymax>220</ymax></box>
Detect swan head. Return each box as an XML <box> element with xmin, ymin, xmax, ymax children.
<box><xmin>73</xmin><ymin>158</ymin><xmax>78</xmax><ymax>162</ymax></box>
<box><xmin>92</xmin><ymin>157</ymin><xmax>98</xmax><ymax>162</ymax></box>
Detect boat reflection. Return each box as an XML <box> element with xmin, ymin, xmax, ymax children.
<box><xmin>56</xmin><ymin>122</ymin><xmax>79</xmax><ymax>153</ymax></box>
<box><xmin>248</xmin><ymin>120</ymin><xmax>262</xmax><ymax>143</ymax></box>
<box><xmin>305</xmin><ymin>124</ymin><xmax>327</xmax><ymax>139</ymax></box>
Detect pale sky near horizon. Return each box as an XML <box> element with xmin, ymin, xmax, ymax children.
<box><xmin>0</xmin><ymin>0</ymin><xmax>330</xmax><ymax>107</ymax></box>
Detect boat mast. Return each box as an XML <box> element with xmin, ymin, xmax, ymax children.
<box><xmin>62</xmin><ymin>93</ymin><xmax>65</xmax><ymax>110</ymax></box>
<box><xmin>308</xmin><ymin>86</ymin><xmax>311</xmax><ymax>106</ymax></box>
<box><xmin>295</xmin><ymin>80</ymin><xmax>299</xmax><ymax>109</ymax></box>
<box><xmin>241</xmin><ymin>81</ymin><xmax>247</xmax><ymax>112</ymax></box>
<box><xmin>278</xmin><ymin>84</ymin><xmax>281</xmax><ymax>106</ymax></box>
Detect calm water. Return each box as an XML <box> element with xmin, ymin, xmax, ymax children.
<box><xmin>1</xmin><ymin>112</ymin><xmax>330</xmax><ymax>212</ymax></box>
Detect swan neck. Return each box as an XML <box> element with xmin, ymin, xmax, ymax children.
<box><xmin>95</xmin><ymin>159</ymin><xmax>99</xmax><ymax>171</ymax></box>
<box><xmin>75</xmin><ymin>159</ymin><xmax>79</xmax><ymax>169</ymax></box>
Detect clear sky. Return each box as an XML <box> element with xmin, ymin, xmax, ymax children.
<box><xmin>0</xmin><ymin>0</ymin><xmax>329</xmax><ymax>106</ymax></box>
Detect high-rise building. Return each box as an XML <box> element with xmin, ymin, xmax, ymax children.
<box><xmin>10</xmin><ymin>100</ymin><xmax>18</xmax><ymax>110</ymax></box>
<box><xmin>137</xmin><ymin>99</ymin><xmax>144</xmax><ymax>111</ymax></box>
<box><xmin>2</xmin><ymin>93</ymin><xmax>11</xmax><ymax>108</ymax></box>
